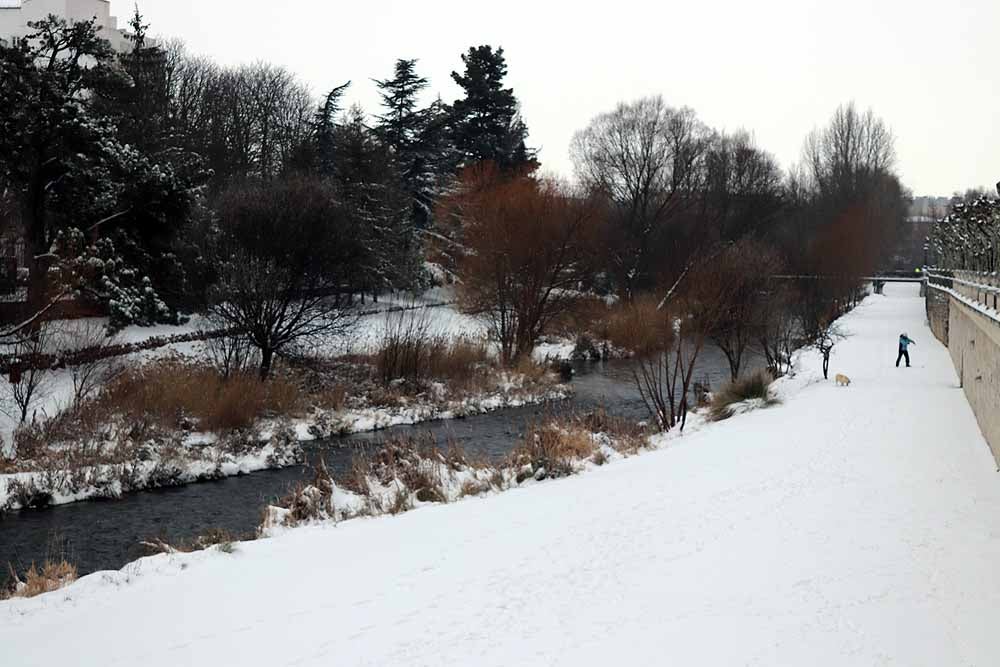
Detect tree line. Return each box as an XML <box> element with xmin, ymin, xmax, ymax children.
<box><xmin>0</xmin><ymin>10</ymin><xmax>910</xmax><ymax>390</ymax></box>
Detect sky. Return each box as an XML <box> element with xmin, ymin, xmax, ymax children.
<box><xmin>117</xmin><ymin>0</ymin><xmax>1000</xmax><ymax>196</ymax></box>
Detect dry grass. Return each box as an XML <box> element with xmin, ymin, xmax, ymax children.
<box><xmin>510</xmin><ymin>420</ymin><xmax>598</xmax><ymax>480</ymax></box>
<box><xmin>601</xmin><ymin>296</ymin><xmax>675</xmax><ymax>357</ymax></box>
<box><xmin>458</xmin><ymin>478</ymin><xmax>493</xmax><ymax>498</ymax></box>
<box><xmin>709</xmin><ymin>369</ymin><xmax>777</xmax><ymax>422</ymax></box>
<box><xmin>263</xmin><ymin>410</ymin><xmax>649</xmax><ymax>531</ymax></box>
<box><xmin>95</xmin><ymin>358</ymin><xmax>302</xmax><ymax>433</ymax></box>
<box><xmin>2</xmin><ymin>560</ymin><xmax>77</xmax><ymax>600</ymax></box>
<box><xmin>577</xmin><ymin>408</ymin><xmax>649</xmax><ymax>454</ymax></box>
<box><xmin>512</xmin><ymin>355</ymin><xmax>551</xmax><ymax>383</ymax></box>
<box><xmin>375</xmin><ymin>332</ymin><xmax>492</xmax><ymax>389</ymax></box>
<box><xmin>272</xmin><ymin>460</ymin><xmax>336</xmax><ymax>525</ymax></box>
<box><xmin>310</xmin><ymin>384</ymin><xmax>348</xmax><ymax>411</ymax></box>
<box><xmin>138</xmin><ymin>528</ymin><xmax>252</xmax><ymax>557</ymax></box>
<box><xmin>508</xmin><ymin>410</ymin><xmax>649</xmax><ymax>481</ymax></box>
<box><xmin>348</xmin><ymin>437</ymin><xmax>449</xmax><ymax>505</ymax></box>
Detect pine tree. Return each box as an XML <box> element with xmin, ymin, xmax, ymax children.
<box><xmin>374</xmin><ymin>59</ymin><xmax>451</xmax><ymax>229</ymax></box>
<box><xmin>333</xmin><ymin>107</ymin><xmax>421</xmax><ymax>294</ymax></box>
<box><xmin>374</xmin><ymin>59</ymin><xmax>427</xmax><ymax>153</ymax></box>
<box><xmin>312</xmin><ymin>81</ymin><xmax>351</xmax><ymax>177</ymax></box>
<box><xmin>450</xmin><ymin>45</ymin><xmax>537</xmax><ymax>172</ymax></box>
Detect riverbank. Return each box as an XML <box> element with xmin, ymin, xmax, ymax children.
<box><xmin>8</xmin><ymin>284</ymin><xmax>999</xmax><ymax>665</ymax></box>
<box><xmin>0</xmin><ymin>370</ymin><xmax>569</xmax><ymax>513</ymax></box>
<box><xmin>0</xmin><ymin>293</ymin><xmax>575</xmax><ymax>512</ymax></box>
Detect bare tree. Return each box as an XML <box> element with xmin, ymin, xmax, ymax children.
<box><xmin>204</xmin><ymin>330</ymin><xmax>258</xmax><ymax>380</ymax></box>
<box><xmin>705</xmin><ymin>239</ymin><xmax>785</xmax><ymax>381</ymax></box>
<box><xmin>571</xmin><ymin>96</ymin><xmax>711</xmax><ymax>300</ymax></box>
<box><xmin>4</xmin><ymin>328</ymin><xmax>53</xmax><ymax>424</ymax></box>
<box><xmin>811</xmin><ymin>319</ymin><xmax>847</xmax><ymax>380</ymax></box>
<box><xmin>443</xmin><ymin>165</ymin><xmax>599</xmax><ymax>365</ymax></box>
<box><xmin>605</xmin><ymin>254</ymin><xmax>745</xmax><ymax>432</ymax></box>
<box><xmin>756</xmin><ymin>282</ymin><xmax>800</xmax><ymax>378</ymax></box>
<box><xmin>165</xmin><ymin>44</ymin><xmax>314</xmax><ymax>186</ymax></box>
<box><xmin>703</xmin><ymin>131</ymin><xmax>785</xmax><ymax>244</ymax></box>
<box><xmin>53</xmin><ymin>320</ymin><xmax>124</xmax><ymax>404</ymax></box>
<box><xmin>803</xmin><ymin>102</ymin><xmax>896</xmax><ymax>197</ymax></box>
<box><xmin>208</xmin><ymin>176</ymin><xmax>361</xmax><ymax>379</ymax></box>
<box><xmin>799</xmin><ymin>103</ymin><xmax>908</xmax><ymax>278</ymax></box>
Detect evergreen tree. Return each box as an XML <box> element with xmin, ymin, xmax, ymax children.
<box><xmin>0</xmin><ymin>17</ymin><xmax>122</xmax><ymax>319</ymax></box>
<box><xmin>0</xmin><ymin>16</ymin><xmax>204</xmax><ymax>327</ymax></box>
<box><xmin>374</xmin><ymin>59</ymin><xmax>452</xmax><ymax>229</ymax></box>
<box><xmin>333</xmin><ymin>106</ymin><xmax>421</xmax><ymax>294</ymax></box>
<box><xmin>374</xmin><ymin>59</ymin><xmax>427</xmax><ymax>152</ymax></box>
<box><xmin>450</xmin><ymin>46</ymin><xmax>537</xmax><ymax>172</ymax></box>
<box><xmin>312</xmin><ymin>81</ymin><xmax>351</xmax><ymax>177</ymax></box>
<box><xmin>104</xmin><ymin>5</ymin><xmax>174</xmax><ymax>155</ymax></box>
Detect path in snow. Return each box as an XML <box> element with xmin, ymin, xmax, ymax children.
<box><xmin>3</xmin><ymin>283</ymin><xmax>1000</xmax><ymax>666</ymax></box>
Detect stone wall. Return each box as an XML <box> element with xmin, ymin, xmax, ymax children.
<box><xmin>932</xmin><ymin>271</ymin><xmax>1000</xmax><ymax>468</ymax></box>
<box><xmin>926</xmin><ymin>282</ymin><xmax>950</xmax><ymax>345</ymax></box>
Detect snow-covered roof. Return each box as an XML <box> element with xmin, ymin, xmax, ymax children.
<box><xmin>0</xmin><ymin>1</ymin><xmax>24</xmax><ymax>9</ymax></box>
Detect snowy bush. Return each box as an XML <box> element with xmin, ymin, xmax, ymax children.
<box><xmin>709</xmin><ymin>369</ymin><xmax>779</xmax><ymax>422</ymax></box>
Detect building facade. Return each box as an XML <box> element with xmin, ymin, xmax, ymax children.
<box><xmin>0</xmin><ymin>0</ymin><xmax>131</xmax><ymax>51</ymax></box>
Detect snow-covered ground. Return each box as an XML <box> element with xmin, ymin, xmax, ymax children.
<box><xmin>5</xmin><ymin>283</ymin><xmax>1000</xmax><ymax>666</ymax></box>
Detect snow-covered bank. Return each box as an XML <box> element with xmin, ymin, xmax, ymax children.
<box><xmin>298</xmin><ymin>379</ymin><xmax>571</xmax><ymax>438</ymax></box>
<box><xmin>0</xmin><ymin>292</ymin><xmax>571</xmax><ymax>511</ymax></box>
<box><xmin>0</xmin><ymin>429</ymin><xmax>303</xmax><ymax>512</ymax></box>
<box><xmin>5</xmin><ymin>284</ymin><xmax>1000</xmax><ymax>666</ymax></box>
<box><xmin>0</xmin><ymin>376</ymin><xmax>569</xmax><ymax>513</ymax></box>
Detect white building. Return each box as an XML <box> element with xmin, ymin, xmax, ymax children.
<box><xmin>0</xmin><ymin>0</ymin><xmax>132</xmax><ymax>51</ymax></box>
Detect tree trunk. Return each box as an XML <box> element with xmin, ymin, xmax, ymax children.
<box><xmin>259</xmin><ymin>347</ymin><xmax>274</xmax><ymax>380</ymax></box>
<box><xmin>24</xmin><ymin>170</ymin><xmax>50</xmax><ymax>331</ymax></box>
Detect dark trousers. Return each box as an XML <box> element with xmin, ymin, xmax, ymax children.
<box><xmin>896</xmin><ymin>348</ymin><xmax>910</xmax><ymax>367</ymax></box>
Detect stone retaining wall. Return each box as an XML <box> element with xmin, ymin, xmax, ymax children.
<box><xmin>928</xmin><ymin>271</ymin><xmax>1000</xmax><ymax>468</ymax></box>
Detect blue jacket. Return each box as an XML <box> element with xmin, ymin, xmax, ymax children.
<box><xmin>899</xmin><ymin>335</ymin><xmax>914</xmax><ymax>350</ymax></box>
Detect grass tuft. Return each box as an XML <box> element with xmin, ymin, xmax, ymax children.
<box><xmin>709</xmin><ymin>369</ymin><xmax>778</xmax><ymax>422</ymax></box>
<box><xmin>2</xmin><ymin>560</ymin><xmax>77</xmax><ymax>600</ymax></box>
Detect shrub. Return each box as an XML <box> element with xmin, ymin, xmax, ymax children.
<box><xmin>709</xmin><ymin>369</ymin><xmax>777</xmax><ymax>421</ymax></box>
<box><xmin>428</xmin><ymin>337</ymin><xmax>491</xmax><ymax>382</ymax></box>
<box><xmin>602</xmin><ymin>296</ymin><xmax>674</xmax><ymax>357</ymax></box>
<box><xmin>374</xmin><ymin>311</ymin><xmax>492</xmax><ymax>389</ymax></box>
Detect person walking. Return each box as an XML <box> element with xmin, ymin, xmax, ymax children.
<box><xmin>896</xmin><ymin>332</ymin><xmax>915</xmax><ymax>367</ymax></box>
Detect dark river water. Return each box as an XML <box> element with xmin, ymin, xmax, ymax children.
<box><xmin>0</xmin><ymin>347</ymin><xmax>758</xmax><ymax>577</ymax></box>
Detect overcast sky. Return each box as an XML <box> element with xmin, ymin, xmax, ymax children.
<box><xmin>123</xmin><ymin>0</ymin><xmax>999</xmax><ymax>196</ymax></box>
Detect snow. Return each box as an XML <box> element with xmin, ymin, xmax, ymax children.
<box><xmin>4</xmin><ymin>283</ymin><xmax>1000</xmax><ymax>665</ymax></box>
<box><xmin>0</xmin><ymin>293</ymin><xmax>567</xmax><ymax>506</ymax></box>
<box><xmin>927</xmin><ymin>280</ymin><xmax>1000</xmax><ymax>324</ymax></box>
<box><xmin>0</xmin><ymin>293</ymin><xmax>481</xmax><ymax>452</ymax></box>
<box><xmin>295</xmin><ymin>376</ymin><xmax>570</xmax><ymax>439</ymax></box>
<box><xmin>0</xmin><ymin>431</ymin><xmax>303</xmax><ymax>512</ymax></box>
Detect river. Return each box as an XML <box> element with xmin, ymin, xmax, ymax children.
<box><xmin>0</xmin><ymin>346</ymin><xmax>759</xmax><ymax>576</ymax></box>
